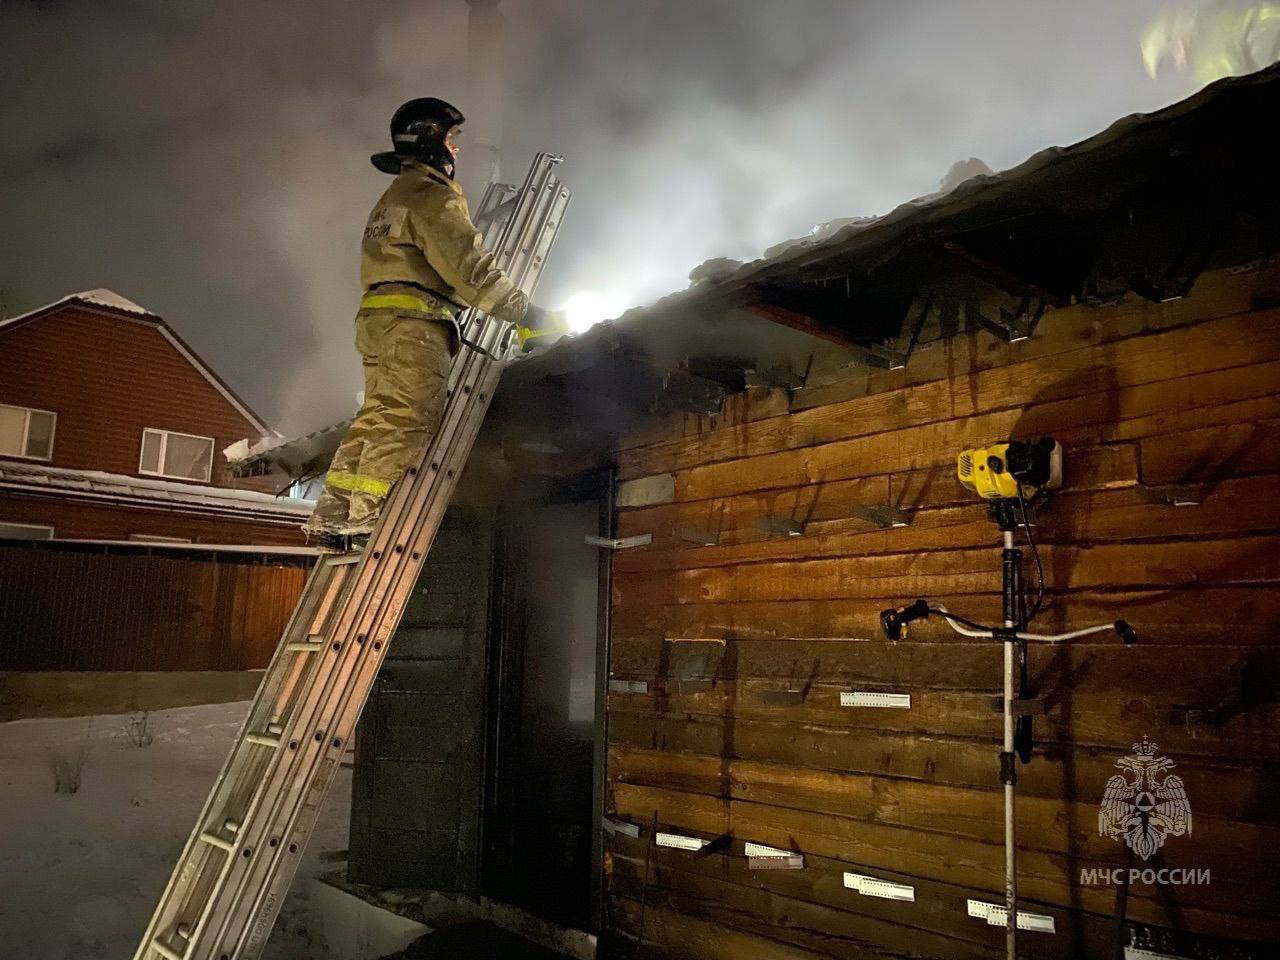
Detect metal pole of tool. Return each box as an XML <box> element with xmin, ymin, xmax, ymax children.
<box><xmin>1001</xmin><ymin>528</ymin><xmax>1019</xmax><ymax>960</ymax></box>
<box><xmin>878</xmin><ymin>440</ymin><xmax>1138</xmax><ymax>960</ymax></box>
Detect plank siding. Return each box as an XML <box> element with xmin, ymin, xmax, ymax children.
<box><xmin>602</xmin><ymin>266</ymin><xmax>1280</xmax><ymax>957</ymax></box>
<box><xmin>0</xmin><ymin>305</ymin><xmax>268</xmax><ymax>485</ymax></box>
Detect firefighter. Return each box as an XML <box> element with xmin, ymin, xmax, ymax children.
<box><xmin>1142</xmin><ymin>2</ymin><xmax>1280</xmax><ymax>85</ymax></box>
<box><xmin>303</xmin><ymin>97</ymin><xmax>563</xmax><ymax>551</ymax></box>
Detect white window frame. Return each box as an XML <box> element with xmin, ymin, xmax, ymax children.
<box><xmin>138</xmin><ymin>428</ymin><xmax>216</xmax><ymax>483</ymax></box>
<box><xmin>0</xmin><ymin>403</ymin><xmax>57</xmax><ymax>461</ymax></box>
<box><xmin>0</xmin><ymin>521</ymin><xmax>55</xmax><ymax>540</ymax></box>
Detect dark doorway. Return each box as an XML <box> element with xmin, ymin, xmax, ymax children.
<box><xmin>483</xmin><ymin>483</ymin><xmax>607</xmax><ymax>931</ymax></box>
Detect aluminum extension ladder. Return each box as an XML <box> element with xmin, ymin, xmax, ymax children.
<box><xmin>134</xmin><ymin>152</ymin><xmax>571</xmax><ymax>960</ymax></box>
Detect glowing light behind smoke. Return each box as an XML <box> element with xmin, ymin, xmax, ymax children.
<box><xmin>562</xmin><ymin>290</ymin><xmax>628</xmax><ymax>333</ymax></box>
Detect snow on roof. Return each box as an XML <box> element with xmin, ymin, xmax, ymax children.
<box><xmin>226</xmin><ymin>421</ymin><xmax>351</xmax><ymax>478</ymax></box>
<box><xmin>74</xmin><ymin>288</ymin><xmax>154</xmax><ymax>316</ymax></box>
<box><xmin>222</xmin><ymin>434</ymin><xmax>292</xmax><ymax>465</ymax></box>
<box><xmin>0</xmin><ymin>287</ymin><xmax>156</xmax><ymax>330</ymax></box>
<box><xmin>0</xmin><ymin>460</ymin><xmax>314</xmax><ymax>520</ymax></box>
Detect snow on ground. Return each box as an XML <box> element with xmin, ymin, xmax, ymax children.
<box><xmin>0</xmin><ymin>701</ymin><xmax>351</xmax><ymax>960</ymax></box>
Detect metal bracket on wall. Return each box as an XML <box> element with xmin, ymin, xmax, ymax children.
<box><xmin>585</xmin><ymin>533</ymin><xmax>653</xmax><ymax>550</ymax></box>
<box><xmin>747</xmin><ymin>853</ymin><xmax>805</xmax><ymax>870</ymax></box>
<box><xmin>853</xmin><ymin>476</ymin><xmax>911</xmax><ymax>529</ymax></box>
<box><xmin>967</xmin><ymin>899</ymin><xmax>1056</xmax><ymax>934</ymax></box>
<box><xmin>841</xmin><ymin>691</ymin><xmax>911</xmax><ymax>709</ymax></box>
<box><xmin>666</xmin><ymin>637</ymin><xmax>725</xmax><ymax>692</ymax></box>
<box><xmin>1169</xmin><ymin>693</ymin><xmax>1243</xmax><ymax>730</ymax></box>
<box><xmin>975</xmin><ymin>296</ymin><xmax>1046</xmax><ymax>343</ymax></box>
<box><xmin>848</xmin><ymin>342</ymin><xmax>908</xmax><ymax>371</ymax></box>
<box><xmin>1136</xmin><ymin>483</ymin><xmax>1208</xmax><ymax>507</ymax></box>
<box><xmin>744</xmin><ymin>363</ymin><xmax>809</xmax><ymax>391</ymax></box>
<box><xmin>602</xmin><ymin>817</ymin><xmax>641</xmax><ymax>839</ymax></box>
<box><xmin>744</xmin><ymin>842</ymin><xmax>804</xmax><ymax>869</ymax></box>
<box><xmin>608</xmin><ymin>679</ymin><xmax>648</xmax><ymax>695</ymax></box>
<box><xmin>844</xmin><ymin>872</ymin><xmax>915</xmax><ymax>902</ymax></box>
<box><xmin>655</xmin><ymin>832</ymin><xmax>708</xmax><ymax>852</ymax></box>
<box><xmin>672</xmin><ymin>644</ymin><xmax>716</xmax><ymax>693</ymax></box>
<box><xmin>756</xmin><ymin>516</ymin><xmax>805</xmax><ymax>538</ymax></box>
<box><xmin>675</xmin><ymin>525</ymin><xmax>721</xmax><ymax>546</ymax></box>
<box><xmin>854</xmin><ymin>502</ymin><xmax>912</xmax><ymax>529</ymax></box>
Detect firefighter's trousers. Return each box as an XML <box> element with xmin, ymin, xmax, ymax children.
<box><xmin>304</xmin><ymin>309</ymin><xmax>453</xmax><ymax>537</ymax></box>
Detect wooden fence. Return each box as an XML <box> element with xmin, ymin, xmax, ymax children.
<box><xmin>0</xmin><ymin>543</ymin><xmax>310</xmax><ymax>671</ymax></box>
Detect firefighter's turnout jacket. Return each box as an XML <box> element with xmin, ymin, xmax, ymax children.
<box><xmin>360</xmin><ymin>161</ymin><xmax>530</xmax><ymax>345</ymax></box>
<box><xmin>303</xmin><ymin>161</ymin><xmax>528</xmax><ymax>539</ymax></box>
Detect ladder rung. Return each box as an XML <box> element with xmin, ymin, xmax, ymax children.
<box><xmin>245</xmin><ymin>732</ymin><xmax>281</xmax><ymax>748</ymax></box>
<box><xmin>199</xmin><ymin>831</ymin><xmax>236</xmax><ymax>853</ymax></box>
<box><xmin>325</xmin><ymin>553</ymin><xmax>362</xmax><ymax>566</ymax></box>
<box><xmin>151</xmin><ymin>936</ymin><xmax>187</xmax><ymax>960</ymax></box>
<box><xmin>286</xmin><ymin>636</ymin><xmax>326</xmax><ymax>653</ymax></box>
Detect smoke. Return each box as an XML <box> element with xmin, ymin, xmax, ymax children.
<box><xmin>505</xmin><ymin>0</ymin><xmax>1190</xmax><ymax>310</ymax></box>
<box><xmin>2</xmin><ymin>0</ymin><xmax>1191</xmax><ymax>434</ymax></box>
<box><xmin>0</xmin><ymin>0</ymin><xmax>466</xmax><ymax>432</ymax></box>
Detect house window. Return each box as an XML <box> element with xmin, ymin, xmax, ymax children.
<box><xmin>0</xmin><ymin>404</ymin><xmax>57</xmax><ymax>460</ymax></box>
<box><xmin>139</xmin><ymin>428</ymin><xmax>215</xmax><ymax>482</ymax></box>
<box><xmin>0</xmin><ymin>521</ymin><xmax>54</xmax><ymax>541</ymax></box>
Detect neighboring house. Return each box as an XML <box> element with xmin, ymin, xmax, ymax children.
<box><xmin>0</xmin><ymin>289</ymin><xmax>310</xmax><ymax>545</ymax></box>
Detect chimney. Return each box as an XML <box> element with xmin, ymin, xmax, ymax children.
<box><xmin>463</xmin><ymin>0</ymin><xmax>505</xmax><ymax>197</ymax></box>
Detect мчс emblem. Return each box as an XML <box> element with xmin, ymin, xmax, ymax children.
<box><xmin>1098</xmin><ymin>738</ymin><xmax>1192</xmax><ymax>860</ymax></box>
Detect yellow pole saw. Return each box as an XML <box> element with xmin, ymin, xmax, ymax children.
<box><xmin>880</xmin><ymin>437</ymin><xmax>1135</xmax><ymax>960</ymax></box>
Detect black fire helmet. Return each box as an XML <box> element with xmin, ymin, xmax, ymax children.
<box><xmin>371</xmin><ymin>97</ymin><xmax>466</xmax><ymax>177</ymax></box>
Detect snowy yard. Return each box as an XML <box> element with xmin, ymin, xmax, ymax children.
<box><xmin>0</xmin><ymin>701</ymin><xmax>351</xmax><ymax>960</ymax></box>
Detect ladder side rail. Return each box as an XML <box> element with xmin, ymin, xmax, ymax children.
<box><xmin>141</xmin><ymin>325</ymin><xmax>496</xmax><ymax>960</ymax></box>
<box><xmin>156</xmin><ymin>560</ymin><xmax>361</xmax><ymax>960</ymax></box>
<box><xmin>230</xmin><ymin>345</ymin><xmax>511</xmax><ymax>958</ymax></box>
<box><xmin>196</xmin><ymin>313</ymin><xmax>513</xmax><ymax>958</ymax></box>
<box><xmin>203</xmin><ymin>313</ymin><xmax>515</xmax><ymax>958</ymax></box>
<box><xmin>500</xmin><ymin>157</ymin><xmax>563</xmax><ymax>289</ymax></box>
<box><xmin>132</xmin><ymin>557</ymin><xmax>349</xmax><ymax>960</ymax></box>
<box><xmin>460</xmin><ymin>152</ymin><xmax>560</xmax><ymax>342</ymax></box>
<box><xmin>184</xmin><ymin>160</ymin><xmax>568</xmax><ymax>960</ymax></box>
<box><xmin>227</xmin><ymin>168</ymin><xmax>568</xmax><ymax>947</ymax></box>
<box><xmin>136</xmin><ymin>152</ymin><xmax>567</xmax><ymax>960</ymax></box>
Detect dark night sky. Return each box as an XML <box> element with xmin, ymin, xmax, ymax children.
<box><xmin>1</xmin><ymin>1</ymin><xmax>1196</xmax><ymax>435</ymax></box>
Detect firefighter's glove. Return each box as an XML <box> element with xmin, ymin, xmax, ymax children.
<box><xmin>517</xmin><ymin>304</ymin><xmax>569</xmax><ymax>353</ymax></box>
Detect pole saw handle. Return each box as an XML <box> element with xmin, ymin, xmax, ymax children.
<box><xmin>880</xmin><ymin>599</ymin><xmax>931</xmax><ymax>640</ymax></box>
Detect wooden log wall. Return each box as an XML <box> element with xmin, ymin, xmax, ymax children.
<box><xmin>601</xmin><ymin>263</ymin><xmax>1280</xmax><ymax>959</ymax></box>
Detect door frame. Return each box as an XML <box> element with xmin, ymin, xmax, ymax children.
<box><xmin>480</xmin><ymin>469</ymin><xmax>613</xmax><ymax>932</ymax></box>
